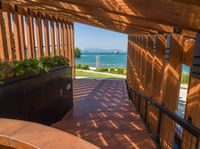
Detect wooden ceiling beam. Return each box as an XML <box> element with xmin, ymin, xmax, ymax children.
<box><xmin>7</xmin><ymin>0</ymin><xmax>174</xmax><ymax>33</ymax></box>
<box><xmin>44</xmin><ymin>0</ymin><xmax>200</xmax><ymax>32</ymax></box>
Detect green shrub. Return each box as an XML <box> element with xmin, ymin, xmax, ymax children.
<box><xmin>0</xmin><ymin>56</ymin><xmax>69</xmax><ymax>80</ymax></box>
<box><xmin>0</xmin><ymin>61</ymin><xmax>14</xmax><ymax>80</ymax></box>
<box><xmin>76</xmin><ymin>64</ymin><xmax>82</xmax><ymax>69</ymax></box>
<box><xmin>117</xmin><ymin>67</ymin><xmax>124</xmax><ymax>74</ymax></box>
<box><xmin>181</xmin><ymin>72</ymin><xmax>189</xmax><ymax>84</ymax></box>
<box><xmin>14</xmin><ymin>59</ymin><xmax>48</xmax><ymax>76</ymax></box>
<box><xmin>97</xmin><ymin>67</ymin><xmax>108</xmax><ymax>72</ymax></box>
<box><xmin>41</xmin><ymin>56</ymin><xmax>68</xmax><ymax>68</ymax></box>
<box><xmin>82</xmin><ymin>65</ymin><xmax>89</xmax><ymax>70</ymax></box>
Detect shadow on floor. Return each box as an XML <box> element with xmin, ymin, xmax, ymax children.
<box><xmin>52</xmin><ymin>79</ymin><xmax>156</xmax><ymax>149</ymax></box>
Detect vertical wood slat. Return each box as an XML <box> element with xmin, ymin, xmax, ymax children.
<box><xmin>71</xmin><ymin>23</ymin><xmax>75</xmax><ymax>78</ymax></box>
<box><xmin>0</xmin><ymin>10</ymin><xmax>6</xmax><ymax>61</ymax></box>
<box><xmin>26</xmin><ymin>15</ymin><xmax>33</xmax><ymax>59</ymax></box>
<box><xmin>56</xmin><ymin>21</ymin><xmax>60</xmax><ymax>56</ymax></box>
<box><xmin>69</xmin><ymin>23</ymin><xmax>72</xmax><ymax>66</ymax></box>
<box><xmin>4</xmin><ymin>12</ymin><xmax>15</xmax><ymax>61</ymax></box>
<box><xmin>60</xmin><ymin>22</ymin><xmax>65</xmax><ymax>56</ymax></box>
<box><xmin>18</xmin><ymin>15</ymin><xmax>26</xmax><ymax>60</ymax></box>
<box><xmin>44</xmin><ymin>18</ymin><xmax>50</xmax><ymax>56</ymax></box>
<box><xmin>66</xmin><ymin>22</ymin><xmax>70</xmax><ymax>61</ymax></box>
<box><xmin>13</xmin><ymin>12</ymin><xmax>22</xmax><ymax>60</ymax></box>
<box><xmin>50</xmin><ymin>20</ymin><xmax>55</xmax><ymax>56</ymax></box>
<box><xmin>30</xmin><ymin>16</ymin><xmax>35</xmax><ymax>58</ymax></box>
<box><xmin>36</xmin><ymin>16</ymin><xmax>43</xmax><ymax>59</ymax></box>
<box><xmin>64</xmin><ymin>21</ymin><xmax>67</xmax><ymax>58</ymax></box>
<box><xmin>160</xmin><ymin>34</ymin><xmax>183</xmax><ymax>149</ymax></box>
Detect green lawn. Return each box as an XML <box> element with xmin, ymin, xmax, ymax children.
<box><xmin>75</xmin><ymin>70</ymin><xmax>124</xmax><ymax>79</ymax></box>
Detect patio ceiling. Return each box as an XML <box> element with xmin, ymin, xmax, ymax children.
<box><xmin>3</xmin><ymin>0</ymin><xmax>200</xmax><ymax>38</ymax></box>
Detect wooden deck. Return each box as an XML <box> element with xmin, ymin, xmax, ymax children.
<box><xmin>52</xmin><ymin>79</ymin><xmax>156</xmax><ymax>149</ymax></box>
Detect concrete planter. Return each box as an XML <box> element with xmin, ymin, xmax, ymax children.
<box><xmin>0</xmin><ymin>66</ymin><xmax>73</xmax><ymax>125</ymax></box>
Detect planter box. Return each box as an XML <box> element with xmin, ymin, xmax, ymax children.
<box><xmin>0</xmin><ymin>66</ymin><xmax>73</xmax><ymax>125</ymax></box>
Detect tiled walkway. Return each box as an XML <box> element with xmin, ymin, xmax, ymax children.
<box><xmin>52</xmin><ymin>79</ymin><xmax>156</xmax><ymax>149</ymax></box>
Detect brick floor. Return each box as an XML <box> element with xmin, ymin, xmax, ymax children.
<box><xmin>52</xmin><ymin>79</ymin><xmax>156</xmax><ymax>149</ymax></box>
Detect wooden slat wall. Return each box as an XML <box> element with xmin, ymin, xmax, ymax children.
<box><xmin>126</xmin><ymin>33</ymin><xmax>199</xmax><ymax>149</ymax></box>
<box><xmin>0</xmin><ymin>4</ymin><xmax>74</xmax><ymax>71</ymax></box>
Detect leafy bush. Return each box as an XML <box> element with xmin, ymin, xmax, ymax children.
<box><xmin>117</xmin><ymin>67</ymin><xmax>125</xmax><ymax>74</ymax></box>
<box><xmin>97</xmin><ymin>67</ymin><xmax>108</xmax><ymax>72</ymax></box>
<box><xmin>181</xmin><ymin>72</ymin><xmax>189</xmax><ymax>84</ymax></box>
<box><xmin>14</xmin><ymin>59</ymin><xmax>47</xmax><ymax>76</ymax></box>
<box><xmin>75</xmin><ymin>64</ymin><xmax>90</xmax><ymax>70</ymax></box>
<box><xmin>0</xmin><ymin>61</ymin><xmax>14</xmax><ymax>80</ymax></box>
<box><xmin>0</xmin><ymin>56</ymin><xmax>69</xmax><ymax>80</ymax></box>
<box><xmin>41</xmin><ymin>56</ymin><xmax>68</xmax><ymax>68</ymax></box>
<box><xmin>82</xmin><ymin>65</ymin><xmax>90</xmax><ymax>70</ymax></box>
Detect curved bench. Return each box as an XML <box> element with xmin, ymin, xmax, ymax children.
<box><xmin>0</xmin><ymin>118</ymin><xmax>99</xmax><ymax>149</ymax></box>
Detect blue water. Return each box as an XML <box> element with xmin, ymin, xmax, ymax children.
<box><xmin>75</xmin><ymin>53</ymin><xmax>127</xmax><ymax>68</ymax></box>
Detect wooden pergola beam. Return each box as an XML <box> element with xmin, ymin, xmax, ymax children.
<box><xmin>12</xmin><ymin>0</ymin><xmax>200</xmax><ymax>32</ymax></box>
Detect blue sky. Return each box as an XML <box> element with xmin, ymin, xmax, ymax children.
<box><xmin>74</xmin><ymin>23</ymin><xmax>128</xmax><ymax>51</ymax></box>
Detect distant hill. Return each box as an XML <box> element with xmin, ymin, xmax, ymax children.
<box><xmin>82</xmin><ymin>48</ymin><xmax>126</xmax><ymax>53</ymax></box>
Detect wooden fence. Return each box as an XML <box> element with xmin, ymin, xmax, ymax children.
<box><xmin>127</xmin><ymin>33</ymin><xmax>200</xmax><ymax>149</ymax></box>
<box><xmin>0</xmin><ymin>2</ymin><xmax>75</xmax><ymax>77</ymax></box>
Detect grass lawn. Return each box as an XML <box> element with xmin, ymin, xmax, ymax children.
<box><xmin>75</xmin><ymin>70</ymin><xmax>124</xmax><ymax>79</ymax></box>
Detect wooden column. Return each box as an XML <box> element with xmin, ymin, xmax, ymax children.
<box><xmin>64</xmin><ymin>21</ymin><xmax>67</xmax><ymax>58</ymax></box>
<box><xmin>44</xmin><ymin>18</ymin><xmax>50</xmax><ymax>56</ymax></box>
<box><xmin>30</xmin><ymin>16</ymin><xmax>35</xmax><ymax>59</ymax></box>
<box><xmin>13</xmin><ymin>11</ymin><xmax>21</xmax><ymax>60</ymax></box>
<box><xmin>18</xmin><ymin>15</ymin><xmax>26</xmax><ymax>60</ymax></box>
<box><xmin>35</xmin><ymin>15</ymin><xmax>43</xmax><ymax>59</ymax></box>
<box><xmin>60</xmin><ymin>22</ymin><xmax>65</xmax><ymax>56</ymax></box>
<box><xmin>66</xmin><ymin>22</ymin><xmax>70</xmax><ymax>61</ymax></box>
<box><xmin>56</xmin><ymin>21</ymin><xmax>60</xmax><ymax>56</ymax></box>
<box><xmin>71</xmin><ymin>23</ymin><xmax>75</xmax><ymax>78</ymax></box>
<box><xmin>0</xmin><ymin>10</ymin><xmax>6</xmax><ymax>61</ymax></box>
<box><xmin>4</xmin><ymin>12</ymin><xmax>15</xmax><ymax>61</ymax></box>
<box><xmin>26</xmin><ymin>15</ymin><xmax>33</xmax><ymax>59</ymax></box>
<box><xmin>50</xmin><ymin>20</ymin><xmax>55</xmax><ymax>56</ymax></box>
<box><xmin>160</xmin><ymin>34</ymin><xmax>183</xmax><ymax>149</ymax></box>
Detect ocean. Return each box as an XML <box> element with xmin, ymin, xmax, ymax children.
<box><xmin>75</xmin><ymin>53</ymin><xmax>127</xmax><ymax>68</ymax></box>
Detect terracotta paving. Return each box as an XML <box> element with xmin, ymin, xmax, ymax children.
<box><xmin>52</xmin><ymin>79</ymin><xmax>156</xmax><ymax>149</ymax></box>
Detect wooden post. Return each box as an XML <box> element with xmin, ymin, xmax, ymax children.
<box><xmin>60</xmin><ymin>21</ymin><xmax>65</xmax><ymax>56</ymax></box>
<box><xmin>26</xmin><ymin>15</ymin><xmax>33</xmax><ymax>59</ymax></box>
<box><xmin>160</xmin><ymin>34</ymin><xmax>183</xmax><ymax>149</ymax></box>
<box><xmin>0</xmin><ymin>10</ymin><xmax>6</xmax><ymax>61</ymax></box>
<box><xmin>35</xmin><ymin>15</ymin><xmax>43</xmax><ymax>59</ymax></box>
<box><xmin>30</xmin><ymin>16</ymin><xmax>35</xmax><ymax>59</ymax></box>
<box><xmin>44</xmin><ymin>17</ymin><xmax>50</xmax><ymax>57</ymax></box>
<box><xmin>4</xmin><ymin>12</ymin><xmax>15</xmax><ymax>61</ymax></box>
<box><xmin>13</xmin><ymin>10</ymin><xmax>22</xmax><ymax>60</ymax></box>
<box><xmin>56</xmin><ymin>20</ymin><xmax>60</xmax><ymax>56</ymax></box>
<box><xmin>66</xmin><ymin>22</ymin><xmax>70</xmax><ymax>61</ymax></box>
<box><xmin>50</xmin><ymin>19</ymin><xmax>55</xmax><ymax>56</ymax></box>
<box><xmin>71</xmin><ymin>23</ymin><xmax>75</xmax><ymax>78</ymax></box>
<box><xmin>18</xmin><ymin>15</ymin><xmax>26</xmax><ymax>60</ymax></box>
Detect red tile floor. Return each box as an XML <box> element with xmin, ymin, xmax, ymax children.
<box><xmin>52</xmin><ymin>79</ymin><xmax>156</xmax><ymax>149</ymax></box>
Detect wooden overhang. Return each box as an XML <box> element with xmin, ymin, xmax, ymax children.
<box><xmin>3</xmin><ymin>0</ymin><xmax>200</xmax><ymax>38</ymax></box>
